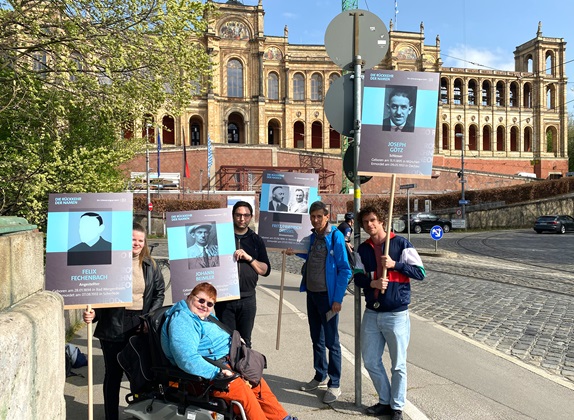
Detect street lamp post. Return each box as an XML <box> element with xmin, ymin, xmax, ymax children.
<box><xmin>146</xmin><ymin>123</ymin><xmax>152</xmax><ymax>234</ymax></box>
<box><xmin>455</xmin><ymin>133</ymin><xmax>466</xmax><ymax>224</ymax></box>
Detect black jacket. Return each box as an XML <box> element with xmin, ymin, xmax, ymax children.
<box><xmin>236</xmin><ymin>228</ymin><xmax>271</xmax><ymax>297</ymax></box>
<box><xmin>93</xmin><ymin>257</ymin><xmax>165</xmax><ymax>342</ymax></box>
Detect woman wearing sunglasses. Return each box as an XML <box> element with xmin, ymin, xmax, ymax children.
<box><xmin>161</xmin><ymin>282</ymin><xmax>297</xmax><ymax>420</ymax></box>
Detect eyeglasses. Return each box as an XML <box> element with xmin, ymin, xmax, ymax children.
<box><xmin>194</xmin><ymin>295</ymin><xmax>215</xmax><ymax>307</ymax></box>
<box><xmin>234</xmin><ymin>213</ymin><xmax>252</xmax><ymax>219</ymax></box>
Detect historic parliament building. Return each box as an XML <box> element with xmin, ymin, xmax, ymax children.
<box><xmin>135</xmin><ymin>0</ymin><xmax>569</xmax><ymax>196</ymax></box>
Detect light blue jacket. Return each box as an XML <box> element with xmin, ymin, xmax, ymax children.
<box><xmin>161</xmin><ymin>300</ymin><xmax>231</xmax><ymax>379</ymax></box>
<box><xmin>299</xmin><ymin>225</ymin><xmax>352</xmax><ymax>306</ymax></box>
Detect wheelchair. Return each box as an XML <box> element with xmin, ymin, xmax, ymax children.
<box><xmin>119</xmin><ymin>305</ymin><xmax>247</xmax><ymax>420</ymax></box>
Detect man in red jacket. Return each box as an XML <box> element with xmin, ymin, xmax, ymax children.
<box><xmin>354</xmin><ymin>206</ymin><xmax>425</xmax><ymax>420</ymax></box>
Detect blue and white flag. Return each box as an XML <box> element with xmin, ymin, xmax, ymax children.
<box><xmin>207</xmin><ymin>133</ymin><xmax>213</xmax><ymax>170</ymax></box>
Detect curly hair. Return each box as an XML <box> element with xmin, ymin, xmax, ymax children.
<box><xmin>358</xmin><ymin>205</ymin><xmax>387</xmax><ymax>230</ymax></box>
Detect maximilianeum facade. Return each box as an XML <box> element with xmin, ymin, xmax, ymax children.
<box><xmin>150</xmin><ymin>0</ymin><xmax>568</xmax><ymax>180</ymax></box>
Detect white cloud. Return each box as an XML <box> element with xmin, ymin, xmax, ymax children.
<box><xmin>444</xmin><ymin>45</ymin><xmax>515</xmax><ymax>72</ymax></box>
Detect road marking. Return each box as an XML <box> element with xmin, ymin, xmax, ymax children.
<box><xmin>259</xmin><ymin>285</ymin><xmax>430</xmax><ymax>420</ymax></box>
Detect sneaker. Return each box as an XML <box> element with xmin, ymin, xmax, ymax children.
<box><xmin>282</xmin><ymin>416</ymin><xmax>299</xmax><ymax>420</ymax></box>
<box><xmin>300</xmin><ymin>378</ymin><xmax>328</xmax><ymax>391</ymax></box>
<box><xmin>391</xmin><ymin>410</ymin><xmax>403</xmax><ymax>420</ymax></box>
<box><xmin>365</xmin><ymin>403</ymin><xmax>392</xmax><ymax>416</ymax></box>
<box><xmin>323</xmin><ymin>387</ymin><xmax>341</xmax><ymax>404</ymax></box>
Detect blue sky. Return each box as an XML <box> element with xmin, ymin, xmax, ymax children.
<box><xmin>237</xmin><ymin>0</ymin><xmax>574</xmax><ymax>110</ymax></box>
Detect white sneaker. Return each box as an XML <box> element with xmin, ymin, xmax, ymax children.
<box><xmin>323</xmin><ymin>387</ymin><xmax>341</xmax><ymax>404</ymax></box>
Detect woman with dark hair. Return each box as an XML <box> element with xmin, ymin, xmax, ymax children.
<box><xmin>83</xmin><ymin>222</ymin><xmax>165</xmax><ymax>420</ymax></box>
<box><xmin>162</xmin><ymin>282</ymin><xmax>297</xmax><ymax>420</ymax></box>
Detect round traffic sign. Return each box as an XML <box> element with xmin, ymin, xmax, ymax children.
<box><xmin>148</xmin><ymin>202</ymin><xmax>153</xmax><ymax>212</ymax></box>
<box><xmin>324</xmin><ymin>9</ymin><xmax>389</xmax><ymax>71</ymax></box>
<box><xmin>430</xmin><ymin>225</ymin><xmax>443</xmax><ymax>241</ymax></box>
<box><xmin>324</xmin><ymin>73</ymin><xmax>359</xmax><ymax>137</ymax></box>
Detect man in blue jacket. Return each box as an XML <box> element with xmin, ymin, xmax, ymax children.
<box><xmin>354</xmin><ymin>206</ymin><xmax>425</xmax><ymax>420</ymax></box>
<box><xmin>287</xmin><ymin>201</ymin><xmax>351</xmax><ymax>404</ymax></box>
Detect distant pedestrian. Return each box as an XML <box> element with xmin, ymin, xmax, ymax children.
<box><xmin>354</xmin><ymin>206</ymin><xmax>425</xmax><ymax>420</ymax></box>
<box><xmin>215</xmin><ymin>201</ymin><xmax>271</xmax><ymax>348</ymax></box>
<box><xmin>286</xmin><ymin>201</ymin><xmax>351</xmax><ymax>404</ymax></box>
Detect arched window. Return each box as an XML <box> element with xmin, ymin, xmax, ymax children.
<box><xmin>524</xmin><ymin>127</ymin><xmax>532</xmax><ymax>152</ymax></box>
<box><xmin>545</xmin><ymin>51</ymin><xmax>554</xmax><ymax>75</ymax></box>
<box><xmin>482</xmin><ymin>126</ymin><xmax>491</xmax><ymax>151</ymax></box>
<box><xmin>311</xmin><ymin>73</ymin><xmax>323</xmax><ymax>101</ymax></box>
<box><xmin>509</xmin><ymin>82</ymin><xmax>518</xmax><ymax>107</ymax></box>
<box><xmin>227</xmin><ymin>59</ymin><xmax>243</xmax><ymax>97</ymax></box>
<box><xmin>481</xmin><ymin>81</ymin><xmax>491</xmax><ymax>106</ymax></box>
<box><xmin>496</xmin><ymin>126</ymin><xmax>505</xmax><ymax>151</ymax></box>
<box><xmin>440</xmin><ymin>78</ymin><xmax>448</xmax><ymax>104</ymax></box>
<box><xmin>454</xmin><ymin>125</ymin><xmax>463</xmax><ymax>150</ymax></box>
<box><xmin>468</xmin><ymin>80</ymin><xmax>477</xmax><ymax>105</ymax></box>
<box><xmin>328</xmin><ymin>73</ymin><xmax>339</xmax><ymax>86</ymax></box>
<box><xmin>523</xmin><ymin>83</ymin><xmax>532</xmax><ymax>108</ymax></box>
<box><xmin>293</xmin><ymin>73</ymin><xmax>305</xmax><ymax>101</ymax></box>
<box><xmin>510</xmin><ymin>126</ymin><xmax>519</xmax><ymax>151</ymax></box>
<box><xmin>228</xmin><ymin>123</ymin><xmax>239</xmax><ymax>143</ymax></box>
<box><xmin>293</xmin><ymin>121</ymin><xmax>305</xmax><ymax>148</ymax></box>
<box><xmin>496</xmin><ymin>81</ymin><xmax>505</xmax><ymax>106</ymax></box>
<box><xmin>453</xmin><ymin>79</ymin><xmax>462</xmax><ymax>105</ymax></box>
<box><xmin>469</xmin><ymin>125</ymin><xmax>478</xmax><ymax>150</ymax></box>
<box><xmin>268</xmin><ymin>72</ymin><xmax>279</xmax><ymax>100</ymax></box>
<box><xmin>311</xmin><ymin>121</ymin><xmax>323</xmax><ymax>148</ymax></box>
<box><xmin>546</xmin><ymin>84</ymin><xmax>556</xmax><ymax>109</ymax></box>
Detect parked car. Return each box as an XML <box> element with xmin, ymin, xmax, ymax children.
<box><xmin>533</xmin><ymin>215</ymin><xmax>574</xmax><ymax>234</ymax></box>
<box><xmin>399</xmin><ymin>212</ymin><xmax>452</xmax><ymax>234</ymax></box>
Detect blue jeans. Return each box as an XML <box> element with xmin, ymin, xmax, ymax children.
<box><xmin>307</xmin><ymin>291</ymin><xmax>342</xmax><ymax>388</ymax></box>
<box><xmin>361</xmin><ymin>308</ymin><xmax>410</xmax><ymax>410</ymax></box>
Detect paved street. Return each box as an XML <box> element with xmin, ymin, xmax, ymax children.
<box><xmin>268</xmin><ymin>228</ymin><xmax>574</xmax><ymax>385</ymax></box>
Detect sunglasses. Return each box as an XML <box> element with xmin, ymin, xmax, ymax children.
<box><xmin>194</xmin><ymin>295</ymin><xmax>215</xmax><ymax>308</ymax></box>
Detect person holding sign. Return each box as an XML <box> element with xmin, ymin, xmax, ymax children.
<box><xmin>161</xmin><ymin>282</ymin><xmax>298</xmax><ymax>420</ymax></box>
<box><xmin>353</xmin><ymin>206</ymin><xmax>425</xmax><ymax>420</ymax></box>
<box><xmin>83</xmin><ymin>222</ymin><xmax>165</xmax><ymax>420</ymax></box>
<box><xmin>287</xmin><ymin>201</ymin><xmax>351</xmax><ymax>404</ymax></box>
<box><xmin>215</xmin><ymin>201</ymin><xmax>271</xmax><ymax>349</ymax></box>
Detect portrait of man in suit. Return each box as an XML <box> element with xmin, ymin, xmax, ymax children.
<box><xmin>67</xmin><ymin>212</ymin><xmax>112</xmax><ymax>266</ymax></box>
<box><xmin>268</xmin><ymin>185</ymin><xmax>288</xmax><ymax>212</ymax></box>
<box><xmin>187</xmin><ymin>223</ymin><xmax>220</xmax><ymax>269</ymax></box>
<box><xmin>382</xmin><ymin>86</ymin><xmax>417</xmax><ymax>133</ymax></box>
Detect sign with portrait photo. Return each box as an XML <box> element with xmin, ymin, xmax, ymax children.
<box><xmin>166</xmin><ymin>208</ymin><xmax>239</xmax><ymax>302</ymax></box>
<box><xmin>45</xmin><ymin>193</ymin><xmax>133</xmax><ymax>309</ymax></box>
<box><xmin>359</xmin><ymin>70</ymin><xmax>440</xmax><ymax>177</ymax></box>
<box><xmin>258</xmin><ymin>171</ymin><xmax>319</xmax><ymax>252</ymax></box>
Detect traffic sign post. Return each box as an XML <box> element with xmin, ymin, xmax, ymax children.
<box><xmin>324</xmin><ymin>9</ymin><xmax>388</xmax><ymax>407</ymax></box>
<box><xmin>399</xmin><ymin>184</ymin><xmax>416</xmax><ymax>242</ymax></box>
<box><xmin>430</xmin><ymin>225</ymin><xmax>443</xmax><ymax>252</ymax></box>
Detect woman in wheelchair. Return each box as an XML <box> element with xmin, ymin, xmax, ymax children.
<box><xmin>161</xmin><ymin>282</ymin><xmax>297</xmax><ymax>420</ymax></box>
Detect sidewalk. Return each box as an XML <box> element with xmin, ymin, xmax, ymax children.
<box><xmin>65</xmin><ymin>269</ymin><xmax>574</xmax><ymax>419</ymax></box>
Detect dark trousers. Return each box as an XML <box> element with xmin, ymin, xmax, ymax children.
<box><xmin>99</xmin><ymin>310</ymin><xmax>142</xmax><ymax>420</ymax></box>
<box><xmin>100</xmin><ymin>339</ymin><xmax>128</xmax><ymax>420</ymax></box>
<box><xmin>306</xmin><ymin>291</ymin><xmax>342</xmax><ymax>388</ymax></box>
<box><xmin>215</xmin><ymin>294</ymin><xmax>257</xmax><ymax>348</ymax></box>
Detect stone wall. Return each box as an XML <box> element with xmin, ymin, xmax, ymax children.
<box><xmin>0</xmin><ymin>230</ymin><xmax>65</xmax><ymax>420</ymax></box>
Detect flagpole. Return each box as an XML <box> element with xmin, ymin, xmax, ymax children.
<box><xmin>182</xmin><ymin>125</ymin><xmax>186</xmax><ymax>198</ymax></box>
<box><xmin>156</xmin><ymin>130</ymin><xmax>161</xmax><ymax>197</ymax></box>
<box><xmin>395</xmin><ymin>1</ymin><xmax>398</xmax><ymax>29</ymax></box>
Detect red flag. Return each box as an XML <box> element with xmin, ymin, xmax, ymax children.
<box><xmin>182</xmin><ymin>127</ymin><xmax>190</xmax><ymax>178</ymax></box>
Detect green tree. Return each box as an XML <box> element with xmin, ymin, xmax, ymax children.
<box><xmin>0</xmin><ymin>0</ymin><xmax>213</xmax><ymax>229</ymax></box>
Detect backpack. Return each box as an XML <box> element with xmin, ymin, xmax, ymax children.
<box><xmin>65</xmin><ymin>343</ymin><xmax>87</xmax><ymax>377</ymax></box>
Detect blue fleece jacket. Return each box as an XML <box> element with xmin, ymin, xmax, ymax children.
<box><xmin>298</xmin><ymin>225</ymin><xmax>352</xmax><ymax>306</ymax></box>
<box><xmin>161</xmin><ymin>300</ymin><xmax>231</xmax><ymax>379</ymax></box>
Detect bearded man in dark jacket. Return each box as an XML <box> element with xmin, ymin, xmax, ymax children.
<box><xmin>214</xmin><ymin>201</ymin><xmax>271</xmax><ymax>348</ymax></box>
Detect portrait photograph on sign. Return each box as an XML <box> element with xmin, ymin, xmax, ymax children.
<box><xmin>45</xmin><ymin>193</ymin><xmax>133</xmax><ymax>309</ymax></box>
<box><xmin>359</xmin><ymin>70</ymin><xmax>439</xmax><ymax>178</ymax></box>
<box><xmin>166</xmin><ymin>208</ymin><xmax>239</xmax><ymax>302</ymax></box>
<box><xmin>258</xmin><ymin>171</ymin><xmax>319</xmax><ymax>252</ymax></box>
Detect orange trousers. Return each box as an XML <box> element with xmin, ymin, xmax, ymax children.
<box><xmin>213</xmin><ymin>377</ymin><xmax>288</xmax><ymax>420</ymax></box>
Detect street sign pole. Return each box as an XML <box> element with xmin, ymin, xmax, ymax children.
<box><xmin>351</xmin><ymin>12</ymin><xmax>363</xmax><ymax>406</ymax></box>
<box><xmin>400</xmin><ymin>184</ymin><xmax>416</xmax><ymax>242</ymax></box>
